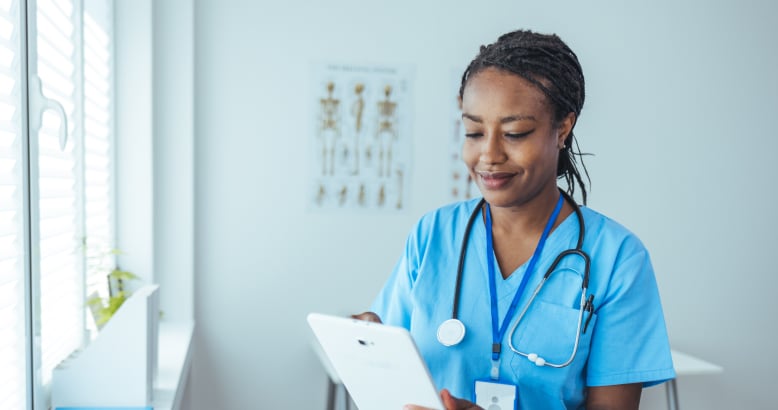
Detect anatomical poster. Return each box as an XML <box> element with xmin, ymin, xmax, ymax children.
<box><xmin>449</xmin><ymin>69</ymin><xmax>478</xmax><ymax>201</ymax></box>
<box><xmin>309</xmin><ymin>63</ymin><xmax>413</xmax><ymax>211</ymax></box>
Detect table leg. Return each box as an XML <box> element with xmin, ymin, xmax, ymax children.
<box><xmin>326</xmin><ymin>378</ymin><xmax>337</xmax><ymax>410</ymax></box>
<box><xmin>343</xmin><ymin>384</ymin><xmax>351</xmax><ymax>410</ymax></box>
<box><xmin>665</xmin><ymin>378</ymin><xmax>680</xmax><ymax>410</ymax></box>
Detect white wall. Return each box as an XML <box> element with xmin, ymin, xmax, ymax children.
<box><xmin>116</xmin><ymin>1</ymin><xmax>196</xmax><ymax>407</ymax></box>
<box><xmin>115</xmin><ymin>0</ymin><xmax>153</xmax><ymax>286</ymax></box>
<box><xmin>116</xmin><ymin>0</ymin><xmax>194</xmax><ymax>322</ymax></box>
<box><xmin>152</xmin><ymin>0</ymin><xmax>195</xmax><ymax>323</ymax></box>
<box><xmin>190</xmin><ymin>0</ymin><xmax>778</xmax><ymax>409</ymax></box>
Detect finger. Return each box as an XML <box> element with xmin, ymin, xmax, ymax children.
<box><xmin>440</xmin><ymin>389</ymin><xmax>481</xmax><ymax>410</ymax></box>
<box><xmin>350</xmin><ymin>311</ymin><xmax>382</xmax><ymax>323</ymax></box>
<box><xmin>403</xmin><ymin>406</ymin><xmax>433</xmax><ymax>410</ymax></box>
<box><xmin>441</xmin><ymin>389</ymin><xmax>461</xmax><ymax>409</ymax></box>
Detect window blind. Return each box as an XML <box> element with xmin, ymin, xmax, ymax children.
<box><xmin>34</xmin><ymin>0</ymin><xmax>83</xmax><ymax>386</ymax></box>
<box><xmin>83</xmin><ymin>0</ymin><xmax>113</xmax><ymax>319</ymax></box>
<box><xmin>0</xmin><ymin>0</ymin><xmax>117</xmax><ymax>407</ymax></box>
<box><xmin>0</xmin><ymin>0</ymin><xmax>27</xmax><ymax>407</ymax></box>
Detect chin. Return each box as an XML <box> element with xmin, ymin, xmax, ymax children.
<box><xmin>479</xmin><ymin>192</ymin><xmax>518</xmax><ymax>208</ymax></box>
<box><xmin>480</xmin><ymin>189</ymin><xmax>542</xmax><ymax>209</ymax></box>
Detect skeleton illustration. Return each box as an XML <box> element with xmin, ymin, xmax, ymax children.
<box><xmin>351</xmin><ymin>83</ymin><xmax>365</xmax><ymax>175</ymax></box>
<box><xmin>376</xmin><ymin>85</ymin><xmax>397</xmax><ymax>177</ymax></box>
<box><xmin>319</xmin><ymin>82</ymin><xmax>340</xmax><ymax>176</ymax></box>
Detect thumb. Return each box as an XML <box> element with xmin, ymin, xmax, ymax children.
<box><xmin>440</xmin><ymin>389</ymin><xmax>474</xmax><ymax>410</ymax></box>
<box><xmin>441</xmin><ymin>389</ymin><xmax>457</xmax><ymax>409</ymax></box>
<box><xmin>350</xmin><ymin>311</ymin><xmax>382</xmax><ymax>323</ymax></box>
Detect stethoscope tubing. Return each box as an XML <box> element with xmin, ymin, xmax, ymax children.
<box><xmin>452</xmin><ymin>197</ymin><xmax>486</xmax><ymax>319</ymax></box>
<box><xmin>448</xmin><ymin>189</ymin><xmax>591</xmax><ymax>368</ymax></box>
<box><xmin>452</xmin><ymin>190</ymin><xmax>586</xmax><ymax>320</ymax></box>
<box><xmin>507</xmin><ymin>266</ymin><xmax>589</xmax><ymax>367</ymax></box>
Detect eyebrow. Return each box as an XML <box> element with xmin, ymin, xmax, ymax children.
<box><xmin>461</xmin><ymin>113</ymin><xmax>537</xmax><ymax>124</ymax></box>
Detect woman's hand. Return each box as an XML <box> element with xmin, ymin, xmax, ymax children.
<box><xmin>404</xmin><ymin>389</ymin><xmax>483</xmax><ymax>410</ymax></box>
<box><xmin>350</xmin><ymin>311</ymin><xmax>382</xmax><ymax>323</ymax></box>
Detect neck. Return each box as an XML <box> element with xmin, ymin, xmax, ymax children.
<box><xmin>488</xmin><ymin>185</ymin><xmax>563</xmax><ymax>236</ymax></box>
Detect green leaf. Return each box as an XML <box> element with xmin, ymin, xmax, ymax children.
<box><xmin>110</xmin><ymin>269</ymin><xmax>139</xmax><ymax>281</ymax></box>
<box><xmin>86</xmin><ymin>297</ymin><xmax>104</xmax><ymax>308</ymax></box>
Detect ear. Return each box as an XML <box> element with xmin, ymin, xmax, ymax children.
<box><xmin>557</xmin><ymin>112</ymin><xmax>576</xmax><ymax>148</ymax></box>
<box><xmin>457</xmin><ymin>95</ymin><xmax>463</xmax><ymax>111</ymax></box>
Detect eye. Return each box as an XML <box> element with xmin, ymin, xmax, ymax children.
<box><xmin>464</xmin><ymin>132</ymin><xmax>483</xmax><ymax>138</ymax></box>
<box><xmin>505</xmin><ymin>130</ymin><xmax>533</xmax><ymax>139</ymax></box>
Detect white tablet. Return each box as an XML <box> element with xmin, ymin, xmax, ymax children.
<box><xmin>307</xmin><ymin>312</ymin><xmax>444</xmax><ymax>410</ymax></box>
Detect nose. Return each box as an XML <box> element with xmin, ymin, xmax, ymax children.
<box><xmin>480</xmin><ymin>131</ymin><xmax>507</xmax><ymax>164</ymax></box>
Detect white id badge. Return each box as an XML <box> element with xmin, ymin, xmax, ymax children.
<box><xmin>474</xmin><ymin>380</ymin><xmax>517</xmax><ymax>410</ymax></box>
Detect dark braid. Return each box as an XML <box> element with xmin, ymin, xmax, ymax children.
<box><xmin>459</xmin><ymin>30</ymin><xmax>592</xmax><ymax>204</ymax></box>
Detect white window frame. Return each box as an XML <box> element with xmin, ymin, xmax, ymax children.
<box><xmin>7</xmin><ymin>0</ymin><xmax>116</xmax><ymax>408</ymax></box>
<box><xmin>19</xmin><ymin>0</ymin><xmax>35</xmax><ymax>406</ymax></box>
<box><xmin>5</xmin><ymin>0</ymin><xmax>194</xmax><ymax>407</ymax></box>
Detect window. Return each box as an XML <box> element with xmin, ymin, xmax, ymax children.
<box><xmin>35</xmin><ymin>0</ymin><xmax>84</xmax><ymax>386</ymax></box>
<box><xmin>0</xmin><ymin>2</ymin><xmax>27</xmax><ymax>410</ymax></box>
<box><xmin>0</xmin><ymin>0</ymin><xmax>115</xmax><ymax>408</ymax></box>
<box><xmin>82</xmin><ymin>0</ymin><xmax>114</xmax><ymax>315</ymax></box>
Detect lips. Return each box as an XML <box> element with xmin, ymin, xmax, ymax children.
<box><xmin>477</xmin><ymin>171</ymin><xmax>516</xmax><ymax>190</ymax></box>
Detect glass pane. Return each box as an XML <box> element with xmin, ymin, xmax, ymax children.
<box><xmin>0</xmin><ymin>0</ymin><xmax>28</xmax><ymax>408</ymax></box>
<box><xmin>83</xmin><ymin>1</ymin><xmax>114</xmax><ymax>334</ymax></box>
<box><xmin>35</xmin><ymin>0</ymin><xmax>82</xmax><ymax>386</ymax></box>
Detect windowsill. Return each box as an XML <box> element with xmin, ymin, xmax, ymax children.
<box><xmin>152</xmin><ymin>321</ymin><xmax>195</xmax><ymax>410</ymax></box>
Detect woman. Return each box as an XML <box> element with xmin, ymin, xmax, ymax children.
<box><xmin>355</xmin><ymin>29</ymin><xmax>675</xmax><ymax>409</ymax></box>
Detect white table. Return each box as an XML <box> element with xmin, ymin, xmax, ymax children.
<box><xmin>314</xmin><ymin>343</ymin><xmax>723</xmax><ymax>410</ymax></box>
<box><xmin>667</xmin><ymin>349</ymin><xmax>723</xmax><ymax>410</ymax></box>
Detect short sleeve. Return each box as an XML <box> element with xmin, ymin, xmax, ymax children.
<box><xmin>586</xmin><ymin>244</ymin><xmax>676</xmax><ymax>387</ymax></box>
<box><xmin>369</xmin><ymin>227</ymin><xmax>420</xmax><ymax>330</ymax></box>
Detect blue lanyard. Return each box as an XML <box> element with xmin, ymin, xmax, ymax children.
<box><xmin>485</xmin><ymin>194</ymin><xmax>564</xmax><ymax>377</ymax></box>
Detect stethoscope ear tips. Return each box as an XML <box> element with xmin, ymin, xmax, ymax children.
<box><xmin>527</xmin><ymin>353</ymin><xmax>546</xmax><ymax>366</ymax></box>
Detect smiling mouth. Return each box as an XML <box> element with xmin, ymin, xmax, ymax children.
<box><xmin>477</xmin><ymin>171</ymin><xmax>515</xmax><ymax>189</ymax></box>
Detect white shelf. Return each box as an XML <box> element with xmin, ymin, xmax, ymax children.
<box><xmin>152</xmin><ymin>321</ymin><xmax>195</xmax><ymax>410</ymax></box>
<box><xmin>52</xmin><ymin>285</ymin><xmax>161</xmax><ymax>408</ymax></box>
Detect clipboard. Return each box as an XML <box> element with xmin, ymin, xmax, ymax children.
<box><xmin>307</xmin><ymin>313</ymin><xmax>444</xmax><ymax>410</ymax></box>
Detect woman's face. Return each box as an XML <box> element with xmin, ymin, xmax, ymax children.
<box><xmin>460</xmin><ymin>67</ymin><xmax>573</xmax><ymax>209</ymax></box>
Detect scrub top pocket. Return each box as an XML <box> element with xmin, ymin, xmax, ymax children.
<box><xmin>508</xmin><ymin>299</ymin><xmax>597</xmax><ymax>407</ymax></box>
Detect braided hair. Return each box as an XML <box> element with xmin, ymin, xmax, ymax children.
<box><xmin>459</xmin><ymin>30</ymin><xmax>591</xmax><ymax>204</ymax></box>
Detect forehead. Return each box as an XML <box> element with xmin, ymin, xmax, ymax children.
<box><xmin>461</xmin><ymin>67</ymin><xmax>551</xmax><ymax>116</ymax></box>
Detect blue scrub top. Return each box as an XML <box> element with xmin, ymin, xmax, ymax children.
<box><xmin>371</xmin><ymin>198</ymin><xmax>675</xmax><ymax>409</ymax></box>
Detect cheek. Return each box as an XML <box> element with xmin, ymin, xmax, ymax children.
<box><xmin>544</xmin><ymin>135</ymin><xmax>562</xmax><ymax>160</ymax></box>
<box><xmin>530</xmin><ymin>132</ymin><xmax>560</xmax><ymax>161</ymax></box>
<box><xmin>461</xmin><ymin>141</ymin><xmax>478</xmax><ymax>167</ymax></box>
<box><xmin>536</xmin><ymin>140</ymin><xmax>561</xmax><ymax>175</ymax></box>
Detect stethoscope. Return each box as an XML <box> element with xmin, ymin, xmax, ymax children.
<box><xmin>436</xmin><ymin>189</ymin><xmax>592</xmax><ymax>369</ymax></box>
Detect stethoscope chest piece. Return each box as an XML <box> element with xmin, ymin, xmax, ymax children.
<box><xmin>437</xmin><ymin>318</ymin><xmax>466</xmax><ymax>346</ymax></box>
